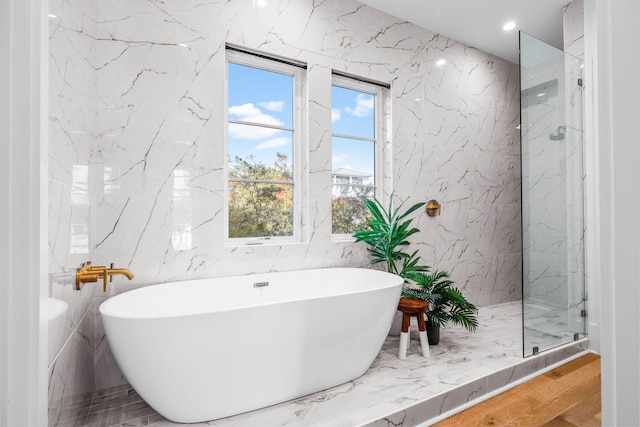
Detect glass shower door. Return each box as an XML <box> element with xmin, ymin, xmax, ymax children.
<box><xmin>520</xmin><ymin>32</ymin><xmax>586</xmax><ymax>357</ymax></box>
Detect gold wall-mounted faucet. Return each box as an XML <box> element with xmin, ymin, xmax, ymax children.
<box><xmin>75</xmin><ymin>261</ymin><xmax>135</xmax><ymax>292</ymax></box>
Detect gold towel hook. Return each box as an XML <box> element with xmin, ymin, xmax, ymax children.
<box><xmin>425</xmin><ymin>199</ymin><xmax>441</xmax><ymax>217</ymax></box>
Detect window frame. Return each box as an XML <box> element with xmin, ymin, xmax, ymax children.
<box><xmin>224</xmin><ymin>49</ymin><xmax>305</xmax><ymax>246</ymax></box>
<box><xmin>330</xmin><ymin>74</ymin><xmax>384</xmax><ymax>240</ymax></box>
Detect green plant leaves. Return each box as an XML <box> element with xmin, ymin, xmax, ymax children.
<box><xmin>353</xmin><ymin>196</ymin><xmax>425</xmax><ymax>276</ymax></box>
<box><xmin>402</xmin><ymin>270</ymin><xmax>478</xmax><ymax>332</ymax></box>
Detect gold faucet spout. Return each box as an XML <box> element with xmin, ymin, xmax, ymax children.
<box><xmin>106</xmin><ymin>269</ymin><xmax>135</xmax><ymax>280</ymax></box>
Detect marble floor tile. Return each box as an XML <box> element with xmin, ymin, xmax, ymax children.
<box><xmin>50</xmin><ymin>301</ymin><xmax>589</xmax><ymax>427</ymax></box>
<box><xmin>523</xmin><ymin>300</ymin><xmax>586</xmax><ymax>355</ymax></box>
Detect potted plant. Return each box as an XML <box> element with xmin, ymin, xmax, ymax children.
<box><xmin>354</xmin><ymin>196</ymin><xmax>479</xmax><ymax>341</ymax></box>
<box><xmin>353</xmin><ymin>197</ymin><xmax>428</xmax><ymax>277</ymax></box>
<box><xmin>402</xmin><ymin>270</ymin><xmax>478</xmax><ymax>344</ymax></box>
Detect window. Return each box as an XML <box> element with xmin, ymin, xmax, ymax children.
<box><xmin>225</xmin><ymin>48</ymin><xmax>304</xmax><ymax>243</ymax></box>
<box><xmin>331</xmin><ymin>75</ymin><xmax>383</xmax><ymax>236</ymax></box>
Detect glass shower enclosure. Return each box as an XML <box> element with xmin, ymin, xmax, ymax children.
<box><xmin>519</xmin><ymin>32</ymin><xmax>586</xmax><ymax>357</ymax></box>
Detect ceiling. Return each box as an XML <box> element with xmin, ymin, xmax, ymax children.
<box><xmin>357</xmin><ymin>0</ymin><xmax>569</xmax><ymax>64</ymax></box>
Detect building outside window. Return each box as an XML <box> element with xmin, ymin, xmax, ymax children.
<box><xmin>225</xmin><ymin>48</ymin><xmax>304</xmax><ymax>243</ymax></box>
<box><xmin>331</xmin><ymin>75</ymin><xmax>382</xmax><ymax>236</ymax></box>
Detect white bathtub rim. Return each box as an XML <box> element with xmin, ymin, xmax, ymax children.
<box><xmin>99</xmin><ymin>267</ymin><xmax>403</xmax><ymax>320</ymax></box>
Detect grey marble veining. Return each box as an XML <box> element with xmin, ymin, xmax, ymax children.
<box><xmin>48</xmin><ymin>0</ymin><xmax>523</xmax><ymax>408</ymax></box>
<box><xmin>48</xmin><ymin>302</ymin><xmax>589</xmax><ymax>427</ymax></box>
<box><xmin>564</xmin><ymin>0</ymin><xmax>585</xmax><ymax>61</ymax></box>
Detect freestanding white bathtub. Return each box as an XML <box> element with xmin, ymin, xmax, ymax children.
<box><xmin>99</xmin><ymin>267</ymin><xmax>403</xmax><ymax>423</ymax></box>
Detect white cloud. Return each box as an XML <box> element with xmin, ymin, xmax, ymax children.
<box><xmin>228</xmin><ymin>103</ymin><xmax>262</xmax><ymax>118</ymax></box>
<box><xmin>333</xmin><ymin>153</ymin><xmax>349</xmax><ymax>164</ymax></box>
<box><xmin>228</xmin><ymin>103</ymin><xmax>284</xmax><ymax>140</ymax></box>
<box><xmin>255</xmin><ymin>136</ymin><xmax>291</xmax><ymax>150</ymax></box>
<box><xmin>228</xmin><ymin>102</ymin><xmax>283</xmax><ymax>127</ymax></box>
<box><xmin>228</xmin><ymin>123</ymin><xmax>281</xmax><ymax>140</ymax></box>
<box><xmin>345</xmin><ymin>94</ymin><xmax>374</xmax><ymax>117</ymax></box>
<box><xmin>259</xmin><ymin>101</ymin><xmax>285</xmax><ymax>112</ymax></box>
<box><xmin>331</xmin><ymin>108</ymin><xmax>342</xmax><ymax>123</ymax></box>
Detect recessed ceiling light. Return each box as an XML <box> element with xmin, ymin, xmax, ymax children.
<box><xmin>254</xmin><ymin>0</ymin><xmax>268</xmax><ymax>7</ymax></box>
<box><xmin>502</xmin><ymin>22</ymin><xmax>516</xmax><ymax>31</ymax></box>
<box><xmin>537</xmin><ymin>92</ymin><xmax>546</xmax><ymax>97</ymax></box>
<box><xmin>178</xmin><ymin>43</ymin><xmax>189</xmax><ymax>48</ymax></box>
<box><xmin>48</xmin><ymin>13</ymin><xmax>57</xmax><ymax>18</ymax></box>
<box><xmin>436</xmin><ymin>59</ymin><xmax>446</xmax><ymax>66</ymax></box>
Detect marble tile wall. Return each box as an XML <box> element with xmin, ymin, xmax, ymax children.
<box><xmin>48</xmin><ymin>0</ymin><xmax>100</xmax><ymax>421</ymax></box>
<box><xmin>564</xmin><ymin>0</ymin><xmax>585</xmax><ymax>60</ymax></box>
<box><xmin>47</xmin><ymin>0</ymin><xmax>521</xmax><ymax>416</ymax></box>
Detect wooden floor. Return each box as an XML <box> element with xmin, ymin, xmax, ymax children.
<box><xmin>434</xmin><ymin>353</ymin><xmax>601</xmax><ymax>427</ymax></box>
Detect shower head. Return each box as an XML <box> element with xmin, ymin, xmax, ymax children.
<box><xmin>549</xmin><ymin>125</ymin><xmax>566</xmax><ymax>141</ymax></box>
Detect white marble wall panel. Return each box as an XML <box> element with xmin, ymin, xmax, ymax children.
<box><xmin>93</xmin><ymin>297</ymin><xmax>128</xmax><ymax>391</ymax></box>
<box><xmin>48</xmin><ymin>0</ymin><xmax>101</xmax><ymax>417</ymax></box>
<box><xmin>48</xmin><ymin>0</ymin><xmax>97</xmax><ymax>274</ymax></box>
<box><xmin>564</xmin><ymin>0</ymin><xmax>585</xmax><ymax>61</ymax></box>
<box><xmin>48</xmin><ymin>309</ymin><xmax>95</xmax><ymax>425</ymax></box>
<box><xmin>467</xmin><ymin>254</ymin><xmax>522</xmax><ymax>307</ymax></box>
<box><xmin>49</xmin><ymin>0</ymin><xmax>522</xmax><ymax>400</ymax></box>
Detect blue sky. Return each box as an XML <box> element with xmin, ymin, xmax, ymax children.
<box><xmin>228</xmin><ymin>62</ymin><xmax>375</xmax><ymax>176</ymax></box>
<box><xmin>331</xmin><ymin>85</ymin><xmax>375</xmax><ymax>178</ymax></box>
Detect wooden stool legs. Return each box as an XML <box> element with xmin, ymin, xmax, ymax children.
<box><xmin>399</xmin><ymin>313</ymin><xmax>411</xmax><ymax>359</ymax></box>
<box><xmin>397</xmin><ymin>297</ymin><xmax>431</xmax><ymax>359</ymax></box>
<box><xmin>398</xmin><ymin>312</ymin><xmax>431</xmax><ymax>359</ymax></box>
<box><xmin>416</xmin><ymin>311</ymin><xmax>431</xmax><ymax>358</ymax></box>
